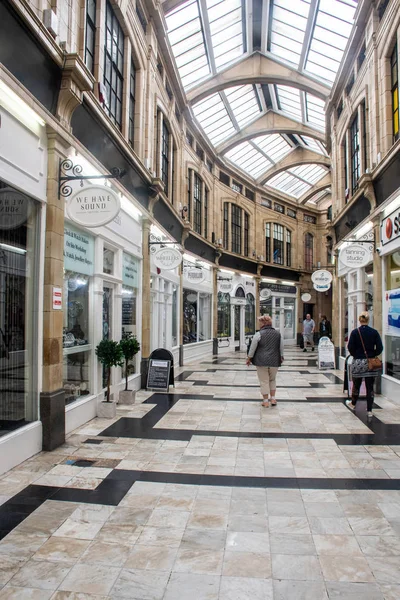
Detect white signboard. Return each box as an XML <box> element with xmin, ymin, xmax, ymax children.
<box><xmin>231</xmin><ymin>297</ymin><xmax>246</xmax><ymax>306</ymax></box>
<box><xmin>339</xmin><ymin>244</ymin><xmax>372</xmax><ymax>269</ymax></box>
<box><xmin>153</xmin><ymin>247</ymin><xmax>182</xmax><ymax>270</ymax></box>
<box><xmin>381</xmin><ymin>206</ymin><xmax>400</xmax><ymax>253</ymax></box>
<box><xmin>313</xmin><ymin>282</ymin><xmax>331</xmax><ymax>292</ymax></box>
<box><xmin>311</xmin><ymin>270</ymin><xmax>333</xmax><ymax>285</ymax></box>
<box><xmin>301</xmin><ymin>293</ymin><xmax>311</xmax><ymax>302</ymax></box>
<box><xmin>318</xmin><ymin>337</ymin><xmax>335</xmax><ymax>369</ymax></box>
<box><xmin>0</xmin><ymin>188</ymin><xmax>31</xmax><ymax>230</ymax></box>
<box><xmin>184</xmin><ymin>267</ymin><xmax>205</xmax><ymax>285</ymax></box>
<box><xmin>66</xmin><ymin>185</ymin><xmax>121</xmax><ymax>228</ymax></box>
<box><xmin>218</xmin><ymin>281</ymin><xmax>233</xmax><ymax>293</ymax></box>
<box><xmin>384</xmin><ymin>287</ymin><xmax>400</xmax><ymax>338</ymax></box>
<box><xmin>52</xmin><ymin>287</ymin><xmax>62</xmax><ymax>310</ymax></box>
<box><xmin>260</xmin><ymin>288</ymin><xmax>272</xmax><ymax>299</ymax></box>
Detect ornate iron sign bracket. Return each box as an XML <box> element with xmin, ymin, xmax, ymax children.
<box><xmin>148</xmin><ymin>232</ymin><xmax>181</xmax><ymax>254</ymax></box>
<box><xmin>58</xmin><ymin>159</ymin><xmax>126</xmax><ymax>199</ymax></box>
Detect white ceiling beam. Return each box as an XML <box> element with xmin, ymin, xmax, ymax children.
<box><xmin>299</xmin><ymin>0</ymin><xmax>319</xmax><ymax>72</ymax></box>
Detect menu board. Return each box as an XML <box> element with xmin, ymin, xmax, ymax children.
<box><xmin>147</xmin><ymin>359</ymin><xmax>171</xmax><ymax>391</ymax></box>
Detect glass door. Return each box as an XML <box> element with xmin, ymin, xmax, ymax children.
<box><xmin>234</xmin><ymin>305</ymin><xmax>240</xmax><ymax>343</ymax></box>
<box><xmin>284</xmin><ymin>298</ymin><xmax>295</xmax><ymax>340</ymax></box>
<box><xmin>102</xmin><ymin>285</ymin><xmax>113</xmax><ymax>389</ymax></box>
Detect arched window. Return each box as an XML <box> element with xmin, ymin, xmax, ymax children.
<box><xmin>265</xmin><ymin>223</ymin><xmax>292</xmax><ymax>266</ymax></box>
<box><xmin>235</xmin><ymin>286</ymin><xmax>245</xmax><ymax>298</ymax></box>
<box><xmin>304</xmin><ymin>233</ymin><xmax>314</xmax><ymax>270</ymax></box>
<box><xmin>217</xmin><ymin>292</ymin><xmax>230</xmax><ymax>337</ymax></box>
<box><xmin>245</xmin><ymin>293</ymin><xmax>255</xmax><ymax>335</ymax></box>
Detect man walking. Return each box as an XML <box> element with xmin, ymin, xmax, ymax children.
<box><xmin>303</xmin><ymin>313</ymin><xmax>315</xmax><ymax>352</ymax></box>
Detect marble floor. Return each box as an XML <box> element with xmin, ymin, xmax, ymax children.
<box><xmin>1</xmin><ymin>348</ymin><xmax>400</xmax><ymax>599</ymax></box>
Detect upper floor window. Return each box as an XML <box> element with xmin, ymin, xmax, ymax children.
<box><xmin>128</xmin><ymin>60</ymin><xmax>136</xmax><ymax>146</ymax></box>
<box><xmin>136</xmin><ymin>2</ymin><xmax>147</xmax><ymax>32</ymax></box>
<box><xmin>231</xmin><ymin>204</ymin><xmax>242</xmax><ymax>254</ymax></box>
<box><xmin>157</xmin><ymin>112</ymin><xmax>175</xmax><ymax>202</ymax></box>
<box><xmin>391</xmin><ymin>44</ymin><xmax>399</xmax><ymax>141</ymax></box>
<box><xmin>350</xmin><ymin>113</ymin><xmax>360</xmax><ymax>193</ymax></box>
<box><xmin>161</xmin><ymin>120</ymin><xmax>170</xmax><ymax>195</ymax></box>
<box><xmin>188</xmin><ymin>170</ymin><xmax>208</xmax><ymax>238</ymax></box>
<box><xmin>223</xmin><ymin>203</ymin><xmax>229</xmax><ymax>249</ymax></box>
<box><xmin>265</xmin><ymin>223</ymin><xmax>292</xmax><ymax>267</ymax></box>
<box><xmin>104</xmin><ymin>2</ymin><xmax>124</xmax><ymax>129</ymax></box>
<box><xmin>193</xmin><ymin>173</ymin><xmax>202</xmax><ymax>234</ymax></box>
<box><xmin>304</xmin><ymin>233</ymin><xmax>314</xmax><ymax>270</ymax></box>
<box><xmin>232</xmin><ymin>180</ymin><xmax>242</xmax><ymax>194</ymax></box>
<box><xmin>85</xmin><ymin>0</ymin><xmax>96</xmax><ymax>74</ymax></box>
<box><xmin>222</xmin><ymin>203</ymin><xmax>249</xmax><ymax>256</ymax></box>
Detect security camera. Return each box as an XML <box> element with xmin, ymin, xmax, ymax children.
<box><xmin>376</xmin><ymin>247</ymin><xmax>381</xmax><ymax>254</ymax></box>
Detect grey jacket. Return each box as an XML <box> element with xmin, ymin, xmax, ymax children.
<box><xmin>248</xmin><ymin>325</ymin><xmax>284</xmax><ymax>367</ymax></box>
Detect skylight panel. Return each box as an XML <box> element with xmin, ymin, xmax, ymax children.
<box><xmin>192</xmin><ymin>94</ymin><xmax>236</xmax><ymax>145</ymax></box>
<box><xmin>305</xmin><ymin>94</ymin><xmax>325</xmax><ymax>130</ymax></box>
<box><xmin>225</xmin><ymin>85</ymin><xmax>261</xmax><ymax>128</ymax></box>
<box><xmin>253</xmin><ymin>134</ymin><xmax>292</xmax><ymax>162</ymax></box>
<box><xmin>269</xmin><ymin>0</ymin><xmax>310</xmax><ymax>66</ymax></box>
<box><xmin>300</xmin><ymin>136</ymin><xmax>327</xmax><ymax>155</ymax></box>
<box><xmin>267</xmin><ymin>172</ymin><xmax>311</xmax><ymax>198</ymax></box>
<box><xmin>276</xmin><ymin>86</ymin><xmax>302</xmax><ymax>121</ymax></box>
<box><xmin>208</xmin><ymin>0</ymin><xmax>244</xmax><ymax>70</ymax></box>
<box><xmin>166</xmin><ymin>0</ymin><xmax>210</xmax><ymax>90</ymax></box>
<box><xmin>290</xmin><ymin>164</ymin><xmax>327</xmax><ymax>184</ymax></box>
<box><xmin>307</xmin><ymin>188</ymin><xmax>331</xmax><ymax>204</ymax></box>
<box><xmin>226</xmin><ymin>142</ymin><xmax>272</xmax><ymax>179</ymax></box>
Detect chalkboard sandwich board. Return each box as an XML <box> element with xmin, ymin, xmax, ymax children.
<box><xmin>147</xmin><ymin>359</ymin><xmax>171</xmax><ymax>391</ymax></box>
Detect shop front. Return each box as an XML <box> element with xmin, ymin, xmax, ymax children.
<box><xmin>182</xmin><ymin>255</ymin><xmax>213</xmax><ymax>361</ymax></box>
<box><xmin>380</xmin><ymin>194</ymin><xmax>400</xmax><ymax>396</ymax></box>
<box><xmin>0</xmin><ymin>80</ymin><xmax>47</xmax><ymax>473</ymax></box>
<box><xmin>259</xmin><ymin>281</ymin><xmax>298</xmax><ymax>344</ymax></box>
<box><xmin>217</xmin><ymin>272</ymin><xmax>256</xmax><ymax>352</ymax></box>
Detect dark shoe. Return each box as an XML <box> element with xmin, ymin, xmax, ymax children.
<box><xmin>303</xmin><ymin>348</ymin><xmax>307</xmax><ymax>352</ymax></box>
<box><xmin>312</xmin><ymin>347</ymin><xmax>315</xmax><ymax>351</ymax></box>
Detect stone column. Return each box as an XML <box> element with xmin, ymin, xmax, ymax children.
<box><xmin>40</xmin><ymin>130</ymin><xmax>69</xmax><ymax>451</ymax></box>
<box><xmin>372</xmin><ymin>216</ymin><xmax>382</xmax><ymax>335</ymax></box>
<box><xmin>212</xmin><ymin>266</ymin><xmax>218</xmax><ymax>355</ymax></box>
<box><xmin>140</xmin><ymin>218</ymin><xmax>151</xmax><ymax>387</ymax></box>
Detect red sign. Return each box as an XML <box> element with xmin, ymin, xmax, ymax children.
<box><xmin>52</xmin><ymin>287</ymin><xmax>62</xmax><ymax>310</ymax></box>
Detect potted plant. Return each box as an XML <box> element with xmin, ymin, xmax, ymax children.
<box><xmin>119</xmin><ymin>332</ymin><xmax>141</xmax><ymax>404</ymax></box>
<box><xmin>95</xmin><ymin>338</ymin><xmax>124</xmax><ymax>418</ymax></box>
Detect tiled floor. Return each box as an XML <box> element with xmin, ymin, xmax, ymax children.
<box><xmin>1</xmin><ymin>348</ymin><xmax>400</xmax><ymax>599</ymax></box>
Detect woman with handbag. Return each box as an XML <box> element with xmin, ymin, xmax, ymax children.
<box><xmin>345</xmin><ymin>312</ymin><xmax>383</xmax><ymax>418</ymax></box>
<box><xmin>246</xmin><ymin>315</ymin><xmax>284</xmax><ymax>407</ymax></box>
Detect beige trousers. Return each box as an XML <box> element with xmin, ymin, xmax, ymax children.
<box><xmin>256</xmin><ymin>366</ymin><xmax>279</xmax><ymax>396</ymax></box>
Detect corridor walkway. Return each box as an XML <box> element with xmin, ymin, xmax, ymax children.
<box><xmin>1</xmin><ymin>349</ymin><xmax>400</xmax><ymax>599</ymax></box>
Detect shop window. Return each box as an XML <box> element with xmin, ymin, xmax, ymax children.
<box><xmin>85</xmin><ymin>0</ymin><xmax>96</xmax><ymax>74</ymax></box>
<box><xmin>104</xmin><ymin>1</ymin><xmax>124</xmax><ymax>129</ymax></box>
<box><xmin>103</xmin><ymin>247</ymin><xmax>114</xmax><ymax>275</ymax></box>
<box><xmin>286</xmin><ymin>229</ymin><xmax>291</xmax><ymax>267</ymax></box>
<box><xmin>121</xmin><ymin>253</ymin><xmax>139</xmax><ymax>376</ymax></box>
<box><xmin>193</xmin><ymin>173</ymin><xmax>202</xmax><ymax>234</ymax></box>
<box><xmin>198</xmin><ymin>293</ymin><xmax>211</xmax><ymax>341</ymax></box>
<box><xmin>304</xmin><ymin>233</ymin><xmax>313</xmax><ymax>270</ymax></box>
<box><xmin>231</xmin><ymin>204</ymin><xmax>242</xmax><ymax>254</ymax></box>
<box><xmin>273</xmin><ymin>224</ymin><xmax>284</xmax><ymax>265</ymax></box>
<box><xmin>384</xmin><ymin>253</ymin><xmax>400</xmax><ymax>380</ymax></box>
<box><xmin>245</xmin><ymin>294</ymin><xmax>255</xmax><ymax>336</ymax></box>
<box><xmin>183</xmin><ymin>290</ymin><xmax>211</xmax><ymax>344</ymax></box>
<box><xmin>391</xmin><ymin>44</ymin><xmax>399</xmax><ymax>142</ymax></box>
<box><xmin>223</xmin><ymin>202</ymin><xmax>229</xmax><ymax>249</ymax></box>
<box><xmin>0</xmin><ymin>183</ymin><xmax>39</xmax><ymax>432</ymax></box>
<box><xmin>217</xmin><ymin>292</ymin><xmax>231</xmax><ymax>338</ymax></box>
<box><xmin>129</xmin><ymin>59</ymin><xmax>136</xmax><ymax>146</ymax></box>
<box><xmin>265</xmin><ymin>222</ymin><xmax>271</xmax><ymax>262</ymax></box>
<box><xmin>161</xmin><ymin>120</ymin><xmax>170</xmax><ymax>195</ymax></box>
<box><xmin>350</xmin><ymin>113</ymin><xmax>360</xmax><ymax>193</ymax></box>
<box><xmin>172</xmin><ymin>284</ymin><xmax>178</xmax><ymax>346</ymax></box>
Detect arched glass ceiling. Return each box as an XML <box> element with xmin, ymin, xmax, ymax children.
<box><xmin>225</xmin><ymin>135</ymin><xmax>293</xmax><ymax>179</ymax></box>
<box><xmin>265</xmin><ymin>165</ymin><xmax>329</xmax><ymax>199</ymax></box>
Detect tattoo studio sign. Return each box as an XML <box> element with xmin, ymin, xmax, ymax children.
<box><xmin>66</xmin><ymin>185</ymin><xmax>121</xmax><ymax>228</ymax></box>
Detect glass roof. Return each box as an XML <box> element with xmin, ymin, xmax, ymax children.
<box><xmin>164</xmin><ymin>0</ymin><xmax>357</xmax><ymax>203</ymax></box>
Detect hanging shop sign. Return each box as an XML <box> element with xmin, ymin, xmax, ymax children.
<box><xmin>0</xmin><ymin>188</ymin><xmax>31</xmax><ymax>230</ymax></box>
<box><xmin>313</xmin><ymin>282</ymin><xmax>331</xmax><ymax>292</ymax></box>
<box><xmin>184</xmin><ymin>267</ymin><xmax>205</xmax><ymax>285</ymax></box>
<box><xmin>261</xmin><ymin>283</ymin><xmax>297</xmax><ymax>294</ymax></box>
<box><xmin>153</xmin><ymin>247</ymin><xmax>182</xmax><ymax>270</ymax></box>
<box><xmin>260</xmin><ymin>288</ymin><xmax>272</xmax><ymax>299</ymax></box>
<box><xmin>64</xmin><ymin>224</ymin><xmax>95</xmax><ymax>276</ymax></box>
<box><xmin>339</xmin><ymin>244</ymin><xmax>372</xmax><ymax>269</ymax></box>
<box><xmin>66</xmin><ymin>185</ymin><xmax>121</xmax><ymax>228</ymax></box>
<box><xmin>218</xmin><ymin>281</ymin><xmax>233</xmax><ymax>293</ymax></box>
<box><xmin>301</xmin><ymin>293</ymin><xmax>312</xmax><ymax>302</ymax></box>
<box><xmin>311</xmin><ymin>269</ymin><xmax>333</xmax><ymax>285</ymax></box>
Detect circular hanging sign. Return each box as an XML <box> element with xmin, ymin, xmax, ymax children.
<box><xmin>186</xmin><ymin>293</ymin><xmax>197</xmax><ymax>303</ymax></box>
<box><xmin>313</xmin><ymin>282</ymin><xmax>331</xmax><ymax>292</ymax></box>
<box><xmin>66</xmin><ymin>185</ymin><xmax>121</xmax><ymax>228</ymax></box>
<box><xmin>392</xmin><ymin>251</ymin><xmax>400</xmax><ymax>267</ymax></box>
<box><xmin>184</xmin><ymin>267</ymin><xmax>205</xmax><ymax>285</ymax></box>
<box><xmin>0</xmin><ymin>188</ymin><xmax>31</xmax><ymax>230</ymax></box>
<box><xmin>153</xmin><ymin>247</ymin><xmax>182</xmax><ymax>270</ymax></box>
<box><xmin>339</xmin><ymin>244</ymin><xmax>372</xmax><ymax>269</ymax></box>
<box><xmin>301</xmin><ymin>293</ymin><xmax>312</xmax><ymax>302</ymax></box>
<box><xmin>218</xmin><ymin>281</ymin><xmax>233</xmax><ymax>293</ymax></box>
<box><xmin>260</xmin><ymin>288</ymin><xmax>272</xmax><ymax>299</ymax></box>
<box><xmin>311</xmin><ymin>269</ymin><xmax>333</xmax><ymax>285</ymax></box>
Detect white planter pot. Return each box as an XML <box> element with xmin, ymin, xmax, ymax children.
<box><xmin>118</xmin><ymin>390</ymin><xmax>136</xmax><ymax>404</ymax></box>
<box><xmin>97</xmin><ymin>401</ymin><xmax>117</xmax><ymax>419</ymax></box>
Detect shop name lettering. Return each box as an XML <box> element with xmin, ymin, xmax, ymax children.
<box><xmin>74</xmin><ymin>194</ymin><xmax>114</xmax><ymax>210</ymax></box>
<box><xmin>344</xmin><ymin>249</ymin><xmax>367</xmax><ymax>262</ymax></box>
<box><xmin>0</xmin><ymin>197</ymin><xmax>24</xmax><ymax>213</ymax></box>
<box><xmin>187</xmin><ymin>271</ymin><xmax>203</xmax><ymax>280</ymax></box>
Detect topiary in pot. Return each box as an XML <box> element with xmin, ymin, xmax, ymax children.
<box><xmin>119</xmin><ymin>332</ymin><xmax>141</xmax><ymax>392</ymax></box>
<box><xmin>95</xmin><ymin>339</ymin><xmax>124</xmax><ymax>402</ymax></box>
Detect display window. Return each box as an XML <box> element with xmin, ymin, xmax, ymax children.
<box><xmin>183</xmin><ymin>289</ymin><xmax>212</xmax><ymax>344</ymax></box>
<box><xmin>217</xmin><ymin>292</ymin><xmax>231</xmax><ymax>337</ymax></box>
<box><xmin>150</xmin><ymin>276</ymin><xmax>179</xmax><ymax>351</ymax></box>
<box><xmin>63</xmin><ymin>224</ymin><xmax>94</xmax><ymax>405</ymax></box>
<box><xmin>384</xmin><ymin>253</ymin><xmax>400</xmax><ymax>381</ymax></box>
<box><xmin>245</xmin><ymin>293</ymin><xmax>255</xmax><ymax>335</ymax></box>
<box><xmin>122</xmin><ymin>252</ymin><xmax>139</xmax><ymax>375</ymax></box>
<box><xmin>0</xmin><ymin>181</ymin><xmax>40</xmax><ymax>433</ymax></box>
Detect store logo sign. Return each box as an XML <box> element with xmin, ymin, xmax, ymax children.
<box><xmin>218</xmin><ymin>281</ymin><xmax>233</xmax><ymax>293</ymax></box>
<box><xmin>313</xmin><ymin>282</ymin><xmax>331</xmax><ymax>292</ymax></box>
<box><xmin>0</xmin><ymin>188</ymin><xmax>31</xmax><ymax>230</ymax></box>
<box><xmin>66</xmin><ymin>185</ymin><xmax>121</xmax><ymax>228</ymax></box>
<box><xmin>311</xmin><ymin>269</ymin><xmax>333</xmax><ymax>285</ymax></box>
<box><xmin>339</xmin><ymin>244</ymin><xmax>371</xmax><ymax>268</ymax></box>
<box><xmin>260</xmin><ymin>288</ymin><xmax>272</xmax><ymax>299</ymax></box>
<box><xmin>184</xmin><ymin>267</ymin><xmax>205</xmax><ymax>285</ymax></box>
<box><xmin>153</xmin><ymin>247</ymin><xmax>182</xmax><ymax>270</ymax></box>
<box><xmin>301</xmin><ymin>293</ymin><xmax>311</xmax><ymax>302</ymax></box>
<box><xmin>382</xmin><ymin>208</ymin><xmax>400</xmax><ymax>248</ymax></box>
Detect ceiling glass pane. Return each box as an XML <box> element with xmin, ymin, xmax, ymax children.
<box><xmin>226</xmin><ymin>142</ymin><xmax>272</xmax><ymax>178</ymax></box>
<box><xmin>209</xmin><ymin>0</ymin><xmax>244</xmax><ymax>70</ymax></box>
<box><xmin>276</xmin><ymin>86</ymin><xmax>302</xmax><ymax>121</ymax></box>
<box><xmin>225</xmin><ymin>85</ymin><xmax>261</xmax><ymax>128</ymax></box>
<box><xmin>253</xmin><ymin>134</ymin><xmax>292</xmax><ymax>162</ymax></box>
<box><xmin>299</xmin><ymin>136</ymin><xmax>327</xmax><ymax>155</ymax></box>
<box><xmin>269</xmin><ymin>0</ymin><xmax>310</xmax><ymax>66</ymax></box>
<box><xmin>290</xmin><ymin>164</ymin><xmax>327</xmax><ymax>184</ymax></box>
<box><xmin>307</xmin><ymin>188</ymin><xmax>331</xmax><ymax>204</ymax></box>
<box><xmin>266</xmin><ymin>171</ymin><xmax>311</xmax><ymax>198</ymax></box>
<box><xmin>305</xmin><ymin>94</ymin><xmax>325</xmax><ymax>130</ymax></box>
<box><xmin>193</xmin><ymin>94</ymin><xmax>236</xmax><ymax>144</ymax></box>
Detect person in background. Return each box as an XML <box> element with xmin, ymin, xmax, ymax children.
<box><xmin>319</xmin><ymin>315</ymin><xmax>332</xmax><ymax>340</ymax></box>
<box><xmin>346</xmin><ymin>311</ymin><xmax>383</xmax><ymax>418</ymax></box>
<box><xmin>302</xmin><ymin>313</ymin><xmax>315</xmax><ymax>352</ymax></box>
<box><xmin>246</xmin><ymin>315</ymin><xmax>284</xmax><ymax>408</ymax></box>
